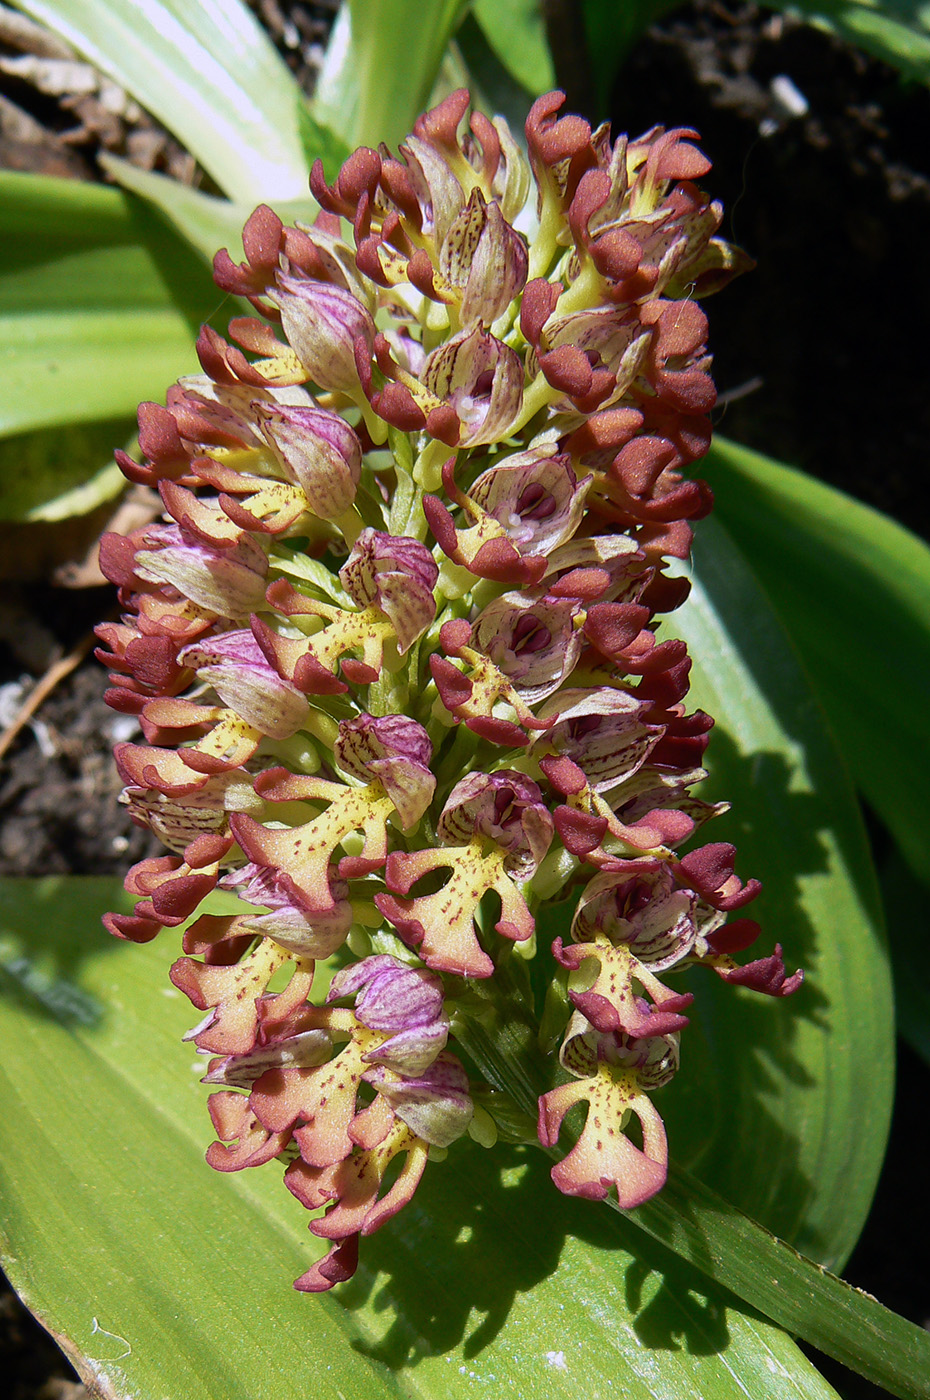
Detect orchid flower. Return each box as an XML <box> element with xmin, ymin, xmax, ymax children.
<box><xmin>98</xmin><ymin>89</ymin><xmax>799</xmax><ymax>1292</ymax></box>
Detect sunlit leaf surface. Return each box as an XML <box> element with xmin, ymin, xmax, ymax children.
<box><xmin>667</xmin><ymin>515</ymin><xmax>894</xmax><ymax>1268</ymax></box>
<box><xmin>471</xmin><ymin>0</ymin><xmax>555</xmax><ymax>95</ymax></box>
<box><xmin>0</xmin><ymin>878</ymin><xmax>842</xmax><ymax>1400</ymax></box>
<box><xmin>786</xmin><ymin>0</ymin><xmax>930</xmax><ymax>85</ymax></box>
<box><xmin>99</xmin><ymin>154</ymin><xmax>318</xmax><ymax>268</ymax></box>
<box><xmin>313</xmin><ymin>0</ymin><xmax>470</xmax><ymax>153</ymax></box>
<box><xmin>14</xmin><ymin>0</ymin><xmax>315</xmax><ymax>200</ymax></box>
<box><xmin>0</xmin><ymin>173</ymin><xmax>218</xmax><ymax>436</ymax></box>
<box><xmin>0</xmin><ymin>422</ymin><xmax>129</xmax><ymax>521</ymax></box>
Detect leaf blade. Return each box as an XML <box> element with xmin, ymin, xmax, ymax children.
<box><xmin>471</xmin><ymin>0</ymin><xmax>555</xmax><ymax>96</ymax></box>
<box><xmin>0</xmin><ymin>877</ymin><xmax>842</xmax><ymax>1400</ymax></box>
<box><xmin>98</xmin><ymin>153</ymin><xmax>317</xmax><ymax>267</ymax></box>
<box><xmin>784</xmin><ymin>0</ymin><xmax>930</xmax><ymax>85</ymax></box>
<box><xmin>1</xmin><ymin>308</ymin><xmax>196</xmax><ymax>436</ymax></box>
<box><xmin>0</xmin><ymin>171</ymin><xmax>220</xmax><ymax>436</ymax></box>
<box><xmin>666</xmin><ymin>515</ymin><xmax>894</xmax><ymax>1265</ymax></box>
<box><xmin>313</xmin><ymin>0</ymin><xmax>470</xmax><ymax>153</ymax></box>
<box><xmin>631</xmin><ymin>1164</ymin><xmax>930</xmax><ymax>1400</ymax></box>
<box><xmin>14</xmin><ymin>0</ymin><xmax>315</xmax><ymax>200</ymax></box>
<box><xmin>705</xmin><ymin>434</ymin><xmax>930</xmax><ymax>886</ymax></box>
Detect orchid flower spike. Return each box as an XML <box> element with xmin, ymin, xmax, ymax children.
<box><xmin>99</xmin><ymin>88</ymin><xmax>796</xmax><ymax>1293</ymax></box>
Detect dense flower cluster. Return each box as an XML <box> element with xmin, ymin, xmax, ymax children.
<box><xmin>98</xmin><ymin>89</ymin><xmax>801</xmax><ymax>1292</ymax></box>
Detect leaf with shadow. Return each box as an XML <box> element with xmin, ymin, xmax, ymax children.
<box><xmin>347</xmin><ymin>1138</ymin><xmax>841</xmax><ymax>1397</ymax></box>
<box><xmin>672</xmin><ymin>517</ymin><xmax>893</xmax><ymax>1268</ymax></box>
<box><xmin>0</xmin><ymin>877</ymin><xmax>130</xmax><ymax>1027</ymax></box>
<box><xmin>1</xmin><ymin>902</ymin><xmax>842</xmax><ymax>1400</ymax></box>
<box><xmin>706</xmin><ymin>436</ymin><xmax>930</xmax><ymax>889</ymax></box>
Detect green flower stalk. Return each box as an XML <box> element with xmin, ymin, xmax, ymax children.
<box><xmin>97</xmin><ymin>88</ymin><xmax>801</xmax><ymax>1293</ymax></box>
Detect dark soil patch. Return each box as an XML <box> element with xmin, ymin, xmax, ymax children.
<box><xmin>2</xmin><ymin>4</ymin><xmax>927</xmax><ymax>1398</ymax></box>
<box><xmin>608</xmin><ymin>2</ymin><xmax>930</xmax><ymax>541</ymax></box>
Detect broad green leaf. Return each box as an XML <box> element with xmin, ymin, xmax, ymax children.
<box><xmin>631</xmin><ymin>1166</ymin><xmax>930</xmax><ymax>1400</ymax></box>
<box><xmin>0</xmin><ymin>879</ymin><xmax>844</xmax><ymax>1400</ymax></box>
<box><xmin>784</xmin><ymin>0</ymin><xmax>930</xmax><ymax>84</ymax></box>
<box><xmin>13</xmin><ymin>0</ymin><xmax>315</xmax><ymax>201</ymax></box>
<box><xmin>455</xmin><ymin>1007</ymin><xmax>928</xmax><ymax>1399</ymax></box>
<box><xmin>705</xmin><ymin>435</ymin><xmax>930</xmax><ymax>887</ymax></box>
<box><xmin>313</xmin><ymin>0</ymin><xmax>471</xmax><ymax>153</ymax></box>
<box><xmin>3</xmin><ymin>309</ymin><xmax>196</xmax><ymax>438</ymax></box>
<box><xmin>666</xmin><ymin>516</ymin><xmax>894</xmax><ymax>1266</ymax></box>
<box><xmin>628</xmin><ymin>521</ymin><xmax>921</xmax><ymax>1395</ymax></box>
<box><xmin>0</xmin><ymin>422</ymin><xmax>130</xmax><ymax>521</ymax></box>
<box><xmin>471</xmin><ymin>0</ymin><xmax>555</xmax><ymax>96</ymax></box>
<box><xmin>456</xmin><ymin>515</ymin><xmax>911</xmax><ymax>1391</ymax></box>
<box><xmin>449</xmin><ymin>17</ymin><xmax>534</xmax><ymax>132</ymax></box>
<box><xmin>99</xmin><ymin>154</ymin><xmax>318</xmax><ymax>268</ymax></box>
<box><xmin>0</xmin><ymin>172</ymin><xmax>220</xmax><ymax>436</ymax></box>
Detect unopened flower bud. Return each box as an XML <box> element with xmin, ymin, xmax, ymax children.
<box><xmin>178</xmin><ymin>630</ymin><xmax>309</xmax><ymax>739</ymax></box>
<box><xmin>270</xmin><ymin>274</ymin><xmax>375</xmax><ymax>391</ymax></box>
<box><xmin>253</xmin><ymin>403</ymin><xmax>361</xmax><ymax>519</ymax></box>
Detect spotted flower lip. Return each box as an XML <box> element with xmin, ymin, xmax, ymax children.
<box><xmin>99</xmin><ymin>86</ymin><xmax>799</xmax><ymax>1292</ymax></box>
<box><xmin>376</xmin><ymin>772</ymin><xmax>552</xmax><ymax>978</ymax></box>
<box><xmin>538</xmin><ymin>1053</ymin><xmax>669</xmax><ymax>1207</ymax></box>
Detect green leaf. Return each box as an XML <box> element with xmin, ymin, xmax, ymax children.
<box><xmin>2</xmin><ymin>308</ymin><xmax>194</xmax><ymax>438</ymax></box>
<box><xmin>0</xmin><ymin>877</ymin><xmax>845</xmax><ymax>1400</ymax></box>
<box><xmin>631</xmin><ymin>1165</ymin><xmax>930</xmax><ymax>1400</ymax></box>
<box><xmin>13</xmin><ymin>0</ymin><xmax>314</xmax><ymax>201</ymax></box>
<box><xmin>878</xmin><ymin>848</ymin><xmax>930</xmax><ymax>1065</ymax></box>
<box><xmin>97</xmin><ymin>156</ymin><xmax>262</xmax><ymax>268</ymax></box>
<box><xmin>665</xmin><ymin>515</ymin><xmax>894</xmax><ymax>1266</ymax></box>
<box><xmin>98</xmin><ymin>154</ymin><xmax>321</xmax><ymax>270</ymax></box>
<box><xmin>0</xmin><ymin>422</ymin><xmax>130</xmax><ymax>522</ymax></box>
<box><xmin>630</xmin><ymin>520</ymin><xmax>927</xmax><ymax>1396</ymax></box>
<box><xmin>295</xmin><ymin>95</ymin><xmax>355</xmax><ymax>184</ymax></box>
<box><xmin>471</xmin><ymin>0</ymin><xmax>555</xmax><ymax>96</ymax></box>
<box><xmin>313</xmin><ymin>0</ymin><xmax>471</xmax><ymax>153</ymax></box>
<box><xmin>705</xmin><ymin>435</ymin><xmax>930</xmax><ymax>888</ymax></box>
<box><xmin>783</xmin><ymin>0</ymin><xmax>930</xmax><ymax>85</ymax></box>
<box><xmin>0</xmin><ymin>172</ymin><xmax>220</xmax><ymax>436</ymax></box>
<box><xmin>457</xmin><ymin>514</ymin><xmax>912</xmax><ymax>1391</ymax></box>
